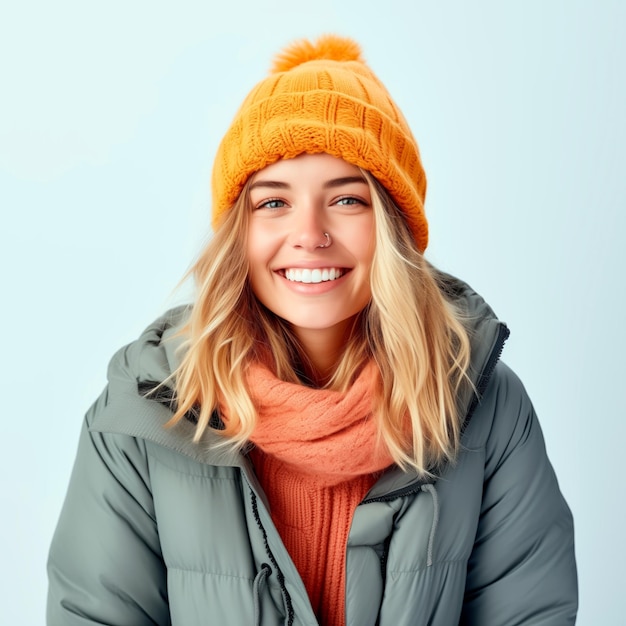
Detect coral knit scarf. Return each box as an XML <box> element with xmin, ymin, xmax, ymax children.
<box><xmin>241</xmin><ymin>360</ymin><xmax>393</xmax><ymax>626</ymax></box>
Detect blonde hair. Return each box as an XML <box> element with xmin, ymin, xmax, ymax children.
<box><xmin>166</xmin><ymin>173</ymin><xmax>472</xmax><ymax>476</ymax></box>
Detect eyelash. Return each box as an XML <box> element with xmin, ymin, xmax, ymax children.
<box><xmin>335</xmin><ymin>196</ymin><xmax>365</xmax><ymax>206</ymax></box>
<box><xmin>255</xmin><ymin>198</ymin><xmax>285</xmax><ymax>210</ymax></box>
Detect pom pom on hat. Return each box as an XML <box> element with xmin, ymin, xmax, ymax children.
<box><xmin>212</xmin><ymin>34</ymin><xmax>429</xmax><ymax>251</ymax></box>
<box><xmin>271</xmin><ymin>34</ymin><xmax>364</xmax><ymax>73</ymax></box>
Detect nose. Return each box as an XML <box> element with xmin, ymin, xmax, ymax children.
<box><xmin>289</xmin><ymin>204</ymin><xmax>329</xmax><ymax>251</ymax></box>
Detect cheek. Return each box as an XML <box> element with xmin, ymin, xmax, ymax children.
<box><xmin>246</xmin><ymin>227</ymin><xmax>275</xmax><ymax>296</ymax></box>
<box><xmin>354</xmin><ymin>218</ymin><xmax>376</xmax><ymax>265</ymax></box>
<box><xmin>246</xmin><ymin>225</ymin><xmax>267</xmax><ymax>268</ymax></box>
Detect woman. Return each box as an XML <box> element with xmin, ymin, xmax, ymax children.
<box><xmin>47</xmin><ymin>35</ymin><xmax>578</xmax><ymax>625</ymax></box>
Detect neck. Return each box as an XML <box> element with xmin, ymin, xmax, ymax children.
<box><xmin>293</xmin><ymin>323</ymin><xmax>351</xmax><ymax>386</ymax></box>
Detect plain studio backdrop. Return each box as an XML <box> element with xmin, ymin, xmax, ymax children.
<box><xmin>1</xmin><ymin>1</ymin><xmax>624</xmax><ymax>624</ymax></box>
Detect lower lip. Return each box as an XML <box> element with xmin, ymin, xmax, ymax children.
<box><xmin>277</xmin><ymin>271</ymin><xmax>349</xmax><ymax>295</ymax></box>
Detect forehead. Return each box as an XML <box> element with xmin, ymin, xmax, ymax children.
<box><xmin>250</xmin><ymin>153</ymin><xmax>365</xmax><ymax>184</ymax></box>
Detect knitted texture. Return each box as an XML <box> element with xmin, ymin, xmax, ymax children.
<box><xmin>211</xmin><ymin>34</ymin><xmax>429</xmax><ymax>251</ymax></box>
<box><xmin>248</xmin><ymin>448</ymin><xmax>377</xmax><ymax>626</ymax></box>
<box><xmin>221</xmin><ymin>360</ymin><xmax>393</xmax><ymax>625</ymax></box>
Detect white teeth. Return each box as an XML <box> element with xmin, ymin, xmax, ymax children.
<box><xmin>284</xmin><ymin>268</ymin><xmax>343</xmax><ymax>283</ymax></box>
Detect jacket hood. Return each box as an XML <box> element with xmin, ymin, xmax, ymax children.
<box><xmin>91</xmin><ymin>271</ymin><xmax>509</xmax><ymax>477</ymax></box>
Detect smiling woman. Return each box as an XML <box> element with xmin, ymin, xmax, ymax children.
<box><xmin>47</xmin><ymin>35</ymin><xmax>578</xmax><ymax>626</ymax></box>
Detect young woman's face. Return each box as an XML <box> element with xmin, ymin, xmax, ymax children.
<box><xmin>247</xmin><ymin>153</ymin><xmax>375</xmax><ymax>347</ymax></box>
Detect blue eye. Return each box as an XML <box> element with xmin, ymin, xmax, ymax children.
<box><xmin>336</xmin><ymin>196</ymin><xmax>363</xmax><ymax>206</ymax></box>
<box><xmin>257</xmin><ymin>198</ymin><xmax>286</xmax><ymax>210</ymax></box>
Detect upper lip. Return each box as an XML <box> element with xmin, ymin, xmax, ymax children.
<box><xmin>274</xmin><ymin>260</ymin><xmax>349</xmax><ymax>270</ymax></box>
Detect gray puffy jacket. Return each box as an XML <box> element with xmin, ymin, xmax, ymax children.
<box><xmin>47</xmin><ymin>276</ymin><xmax>578</xmax><ymax>625</ymax></box>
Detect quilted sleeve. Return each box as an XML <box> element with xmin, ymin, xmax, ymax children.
<box><xmin>46</xmin><ymin>388</ymin><xmax>170</xmax><ymax>626</ymax></box>
<box><xmin>461</xmin><ymin>363</ymin><xmax>578</xmax><ymax>625</ymax></box>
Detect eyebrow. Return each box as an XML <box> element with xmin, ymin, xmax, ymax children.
<box><xmin>249</xmin><ymin>175</ymin><xmax>367</xmax><ymax>191</ymax></box>
<box><xmin>323</xmin><ymin>176</ymin><xmax>367</xmax><ymax>189</ymax></box>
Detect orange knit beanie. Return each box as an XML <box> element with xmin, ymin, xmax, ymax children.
<box><xmin>211</xmin><ymin>34</ymin><xmax>429</xmax><ymax>251</ymax></box>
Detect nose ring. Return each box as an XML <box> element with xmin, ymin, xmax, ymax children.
<box><xmin>318</xmin><ymin>232</ymin><xmax>332</xmax><ymax>248</ymax></box>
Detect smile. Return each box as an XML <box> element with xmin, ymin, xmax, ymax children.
<box><xmin>282</xmin><ymin>268</ymin><xmax>345</xmax><ymax>284</ymax></box>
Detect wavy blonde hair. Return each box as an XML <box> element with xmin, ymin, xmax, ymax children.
<box><xmin>166</xmin><ymin>172</ymin><xmax>471</xmax><ymax>475</ymax></box>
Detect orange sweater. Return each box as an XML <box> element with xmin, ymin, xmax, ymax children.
<box><xmin>249</xmin><ymin>447</ymin><xmax>378</xmax><ymax>625</ymax></box>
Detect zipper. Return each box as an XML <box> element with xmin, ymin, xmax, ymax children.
<box><xmin>361</xmin><ymin>479</ymin><xmax>430</xmax><ymax>505</ymax></box>
<box><xmin>463</xmin><ymin>322</ymin><xmax>510</xmax><ymax>429</ymax></box>
<box><xmin>477</xmin><ymin>323</ymin><xmax>510</xmax><ymax>397</ymax></box>
<box><xmin>247</xmin><ymin>485</ymin><xmax>295</xmax><ymax>626</ymax></box>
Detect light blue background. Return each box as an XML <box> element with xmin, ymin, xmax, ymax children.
<box><xmin>2</xmin><ymin>1</ymin><xmax>624</xmax><ymax>624</ymax></box>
